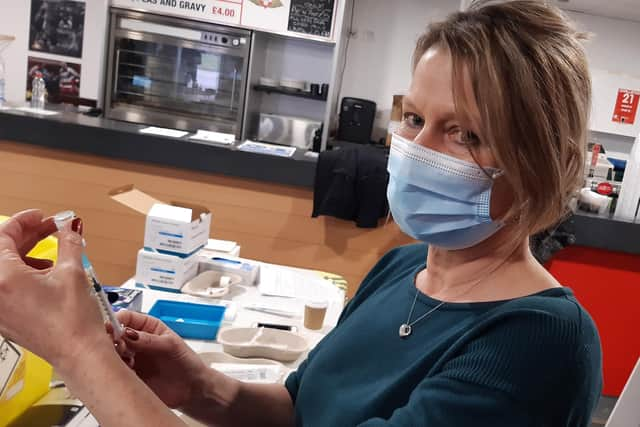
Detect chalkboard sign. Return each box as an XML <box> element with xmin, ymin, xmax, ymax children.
<box><xmin>287</xmin><ymin>0</ymin><xmax>335</xmax><ymax>38</ymax></box>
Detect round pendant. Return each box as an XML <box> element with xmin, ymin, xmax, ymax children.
<box><xmin>399</xmin><ymin>323</ymin><xmax>412</xmax><ymax>338</ymax></box>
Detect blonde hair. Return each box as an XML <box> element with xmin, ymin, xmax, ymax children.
<box><xmin>414</xmin><ymin>0</ymin><xmax>591</xmax><ymax>235</ymax></box>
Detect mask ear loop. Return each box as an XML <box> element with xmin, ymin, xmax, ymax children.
<box><xmin>464</xmin><ymin>141</ymin><xmax>502</xmax><ymax>181</ymax></box>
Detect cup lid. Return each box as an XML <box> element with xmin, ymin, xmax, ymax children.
<box><xmin>305</xmin><ymin>299</ymin><xmax>328</xmax><ymax>309</ymax></box>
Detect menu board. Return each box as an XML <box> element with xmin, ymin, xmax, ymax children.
<box><xmin>111</xmin><ymin>0</ymin><xmax>337</xmax><ymax>41</ymax></box>
<box><xmin>287</xmin><ymin>0</ymin><xmax>335</xmax><ymax>38</ymax></box>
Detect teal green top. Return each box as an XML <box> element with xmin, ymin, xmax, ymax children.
<box><xmin>285</xmin><ymin>244</ymin><xmax>602</xmax><ymax>426</ymax></box>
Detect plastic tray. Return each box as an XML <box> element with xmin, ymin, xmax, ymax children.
<box><xmin>148</xmin><ymin>300</ymin><xmax>226</xmax><ymax>340</ymax></box>
<box><xmin>217</xmin><ymin>327</ymin><xmax>308</xmax><ymax>362</ymax></box>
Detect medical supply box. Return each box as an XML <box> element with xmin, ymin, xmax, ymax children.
<box><xmin>135</xmin><ymin>248</ymin><xmax>199</xmax><ymax>292</ymax></box>
<box><xmin>109</xmin><ymin>185</ymin><xmax>211</xmax><ymax>255</ymax></box>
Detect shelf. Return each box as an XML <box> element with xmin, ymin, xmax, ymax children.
<box><xmin>253</xmin><ymin>85</ymin><xmax>327</xmax><ymax>101</ymax></box>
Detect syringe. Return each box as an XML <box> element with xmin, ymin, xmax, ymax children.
<box><xmin>54</xmin><ymin>211</ymin><xmax>124</xmax><ymax>340</ymax></box>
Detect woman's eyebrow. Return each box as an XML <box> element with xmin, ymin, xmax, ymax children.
<box><xmin>402</xmin><ymin>96</ymin><xmax>417</xmax><ymax>112</ymax></box>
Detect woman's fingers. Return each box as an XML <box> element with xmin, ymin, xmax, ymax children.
<box><xmin>107</xmin><ymin>324</ymin><xmax>136</xmax><ymax>367</ymax></box>
<box><xmin>52</xmin><ymin>231</ymin><xmax>85</xmax><ymax>287</ymax></box>
<box><xmin>0</xmin><ymin>210</ymin><xmax>57</xmax><ymax>259</ymax></box>
<box><xmin>121</xmin><ymin>328</ymin><xmax>172</xmax><ymax>354</ymax></box>
<box><xmin>0</xmin><ymin>210</ymin><xmax>44</xmax><ymax>253</ymax></box>
<box><xmin>116</xmin><ymin>310</ymin><xmax>166</xmax><ymax>335</ymax></box>
<box><xmin>17</xmin><ymin>217</ymin><xmax>57</xmax><ymax>259</ymax></box>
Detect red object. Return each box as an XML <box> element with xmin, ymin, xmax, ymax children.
<box><xmin>591</xmin><ymin>144</ymin><xmax>601</xmax><ymax>169</ymax></box>
<box><xmin>612</xmin><ymin>89</ymin><xmax>640</xmax><ymax>125</ymax></box>
<box><xmin>596</xmin><ymin>182</ymin><xmax>614</xmax><ymax>196</ymax></box>
<box><xmin>546</xmin><ymin>246</ymin><xmax>640</xmax><ymax>396</ymax></box>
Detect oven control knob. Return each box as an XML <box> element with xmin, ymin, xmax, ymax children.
<box><xmin>232</xmin><ymin>39</ymin><xmax>240</xmax><ymax>46</ymax></box>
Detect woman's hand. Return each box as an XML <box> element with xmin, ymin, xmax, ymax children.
<box><xmin>112</xmin><ymin>310</ymin><xmax>209</xmax><ymax>409</ymax></box>
<box><xmin>0</xmin><ymin>210</ymin><xmax>113</xmax><ymax>374</ymax></box>
<box><xmin>112</xmin><ymin>311</ymin><xmax>295</xmax><ymax>427</ymax></box>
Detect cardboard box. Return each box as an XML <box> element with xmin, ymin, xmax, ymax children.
<box><xmin>110</xmin><ymin>185</ymin><xmax>211</xmax><ymax>256</ymax></box>
<box><xmin>135</xmin><ymin>249</ymin><xmax>199</xmax><ymax>292</ymax></box>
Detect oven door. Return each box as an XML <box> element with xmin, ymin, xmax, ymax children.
<box><xmin>105</xmin><ymin>10</ymin><xmax>251</xmax><ymax>138</ymax></box>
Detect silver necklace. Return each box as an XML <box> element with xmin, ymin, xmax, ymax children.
<box><xmin>399</xmin><ymin>245</ymin><xmax>520</xmax><ymax>338</ymax></box>
<box><xmin>399</xmin><ymin>291</ymin><xmax>445</xmax><ymax>337</ymax></box>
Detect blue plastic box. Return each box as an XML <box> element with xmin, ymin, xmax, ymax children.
<box><xmin>148</xmin><ymin>300</ymin><xmax>226</xmax><ymax>340</ymax></box>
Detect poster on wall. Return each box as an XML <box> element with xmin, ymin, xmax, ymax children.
<box><xmin>242</xmin><ymin>0</ymin><xmax>290</xmax><ymax>32</ymax></box>
<box><xmin>29</xmin><ymin>0</ymin><xmax>85</xmax><ymax>58</ymax></box>
<box><xmin>612</xmin><ymin>88</ymin><xmax>640</xmax><ymax>125</ymax></box>
<box><xmin>26</xmin><ymin>57</ymin><xmax>81</xmax><ymax>104</ymax></box>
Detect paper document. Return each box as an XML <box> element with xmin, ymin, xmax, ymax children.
<box><xmin>66</xmin><ymin>407</ymin><xmax>100</xmax><ymax>427</ymax></box>
<box><xmin>0</xmin><ymin>339</ymin><xmax>22</xmax><ymax>397</ymax></box>
<box><xmin>14</xmin><ymin>106</ymin><xmax>59</xmax><ymax>116</ymax></box>
<box><xmin>238</xmin><ymin>141</ymin><xmax>296</xmax><ymax>158</ymax></box>
<box><xmin>206</xmin><ymin>238</ymin><xmax>238</xmax><ymax>253</ymax></box>
<box><xmin>189</xmin><ymin>130</ymin><xmax>235</xmax><ymax>145</ymax></box>
<box><xmin>139</xmin><ymin>126</ymin><xmax>188</xmax><ymax>138</ymax></box>
<box><xmin>259</xmin><ymin>264</ymin><xmax>343</xmax><ymax>302</ymax></box>
<box><xmin>210</xmin><ymin>363</ymin><xmax>284</xmax><ymax>383</ymax></box>
<box><xmin>304</xmin><ymin>151</ymin><xmax>319</xmax><ymax>159</ymax></box>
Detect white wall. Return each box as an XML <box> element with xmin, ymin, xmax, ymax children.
<box><xmin>338</xmin><ymin>2</ymin><xmax>640</xmax><ymax>144</ymax></box>
<box><xmin>566</xmin><ymin>11</ymin><xmax>640</xmax><ymax>77</ymax></box>
<box><xmin>0</xmin><ymin>0</ymin><xmax>109</xmax><ymax>105</ymax></box>
<box><xmin>567</xmin><ymin>11</ymin><xmax>640</xmax><ymax>147</ymax></box>
<box><xmin>338</xmin><ymin>0</ymin><xmax>458</xmax><ymax>140</ymax></box>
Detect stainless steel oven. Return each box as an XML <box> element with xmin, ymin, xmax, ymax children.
<box><xmin>105</xmin><ymin>9</ymin><xmax>251</xmax><ymax>138</ymax></box>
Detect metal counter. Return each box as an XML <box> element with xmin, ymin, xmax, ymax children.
<box><xmin>0</xmin><ymin>108</ymin><xmax>316</xmax><ymax>188</ymax></box>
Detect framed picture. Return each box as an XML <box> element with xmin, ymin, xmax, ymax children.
<box><xmin>29</xmin><ymin>0</ymin><xmax>85</xmax><ymax>58</ymax></box>
<box><xmin>27</xmin><ymin>57</ymin><xmax>81</xmax><ymax>104</ymax></box>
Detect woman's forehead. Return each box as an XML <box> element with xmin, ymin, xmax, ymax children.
<box><xmin>408</xmin><ymin>48</ymin><xmax>455</xmax><ymax>110</ymax></box>
<box><xmin>408</xmin><ymin>47</ymin><xmax>481</xmax><ymax>126</ymax></box>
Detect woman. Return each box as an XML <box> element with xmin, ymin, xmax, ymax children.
<box><xmin>0</xmin><ymin>1</ymin><xmax>602</xmax><ymax>426</ymax></box>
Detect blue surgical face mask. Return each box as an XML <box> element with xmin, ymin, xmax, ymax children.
<box><xmin>387</xmin><ymin>133</ymin><xmax>504</xmax><ymax>250</ymax></box>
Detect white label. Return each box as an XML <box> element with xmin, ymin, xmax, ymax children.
<box><xmin>0</xmin><ymin>339</ymin><xmax>22</xmax><ymax>399</ymax></box>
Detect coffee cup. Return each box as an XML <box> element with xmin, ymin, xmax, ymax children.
<box><xmin>304</xmin><ymin>299</ymin><xmax>328</xmax><ymax>330</ymax></box>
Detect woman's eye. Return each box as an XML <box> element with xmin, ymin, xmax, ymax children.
<box><xmin>402</xmin><ymin>113</ymin><xmax>425</xmax><ymax>129</ymax></box>
<box><xmin>448</xmin><ymin>127</ymin><xmax>481</xmax><ymax>146</ymax></box>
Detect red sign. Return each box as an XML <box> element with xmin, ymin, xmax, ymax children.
<box><xmin>612</xmin><ymin>89</ymin><xmax>640</xmax><ymax>125</ymax></box>
<box><xmin>596</xmin><ymin>182</ymin><xmax>613</xmax><ymax>195</ymax></box>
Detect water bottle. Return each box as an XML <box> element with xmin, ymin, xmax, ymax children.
<box><xmin>0</xmin><ymin>59</ymin><xmax>5</xmax><ymax>105</ymax></box>
<box><xmin>31</xmin><ymin>71</ymin><xmax>46</xmax><ymax>109</ymax></box>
